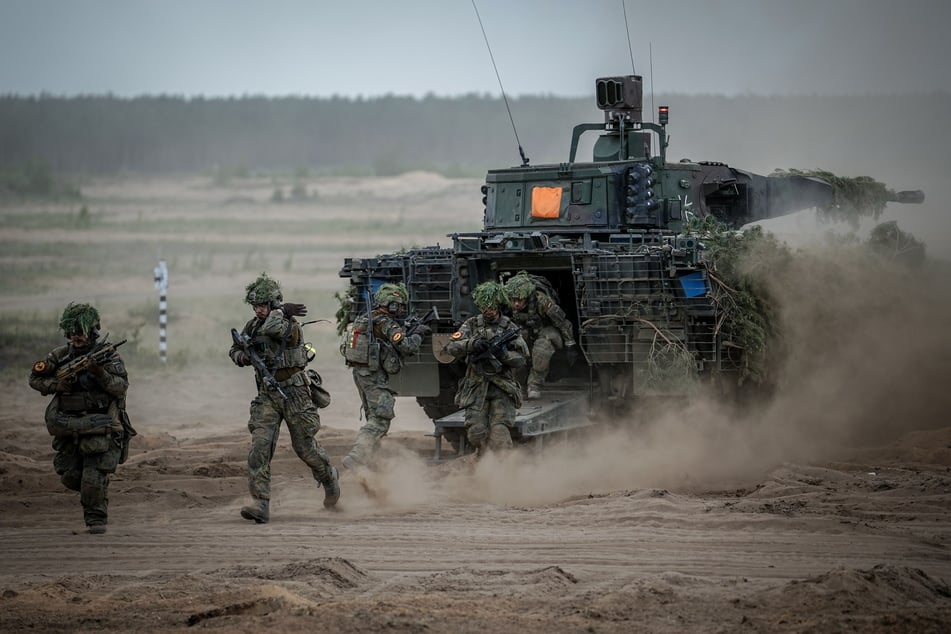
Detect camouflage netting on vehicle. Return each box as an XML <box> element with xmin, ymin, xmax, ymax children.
<box><xmin>868</xmin><ymin>221</ymin><xmax>926</xmax><ymax>267</ymax></box>
<box><xmin>773</xmin><ymin>169</ymin><xmax>893</xmax><ymax>227</ymax></box>
<box><xmin>688</xmin><ymin>216</ymin><xmax>789</xmax><ymax>386</ymax></box>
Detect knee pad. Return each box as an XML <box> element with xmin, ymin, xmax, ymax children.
<box><xmin>467</xmin><ymin>423</ymin><xmax>489</xmax><ymax>446</ymax></box>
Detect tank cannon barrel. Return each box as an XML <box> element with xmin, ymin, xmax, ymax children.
<box><xmin>890</xmin><ymin>190</ymin><xmax>925</xmax><ymax>204</ymax></box>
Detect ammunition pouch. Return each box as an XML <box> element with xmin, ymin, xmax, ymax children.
<box><xmin>50</xmin><ymin>413</ymin><xmax>116</xmax><ymax>438</ymax></box>
<box><xmin>305</xmin><ymin>369</ymin><xmax>332</xmax><ymax>409</ymax></box>
<box><xmin>78</xmin><ymin>433</ymin><xmax>112</xmax><ymax>455</ymax></box>
<box><xmin>59</xmin><ymin>391</ymin><xmax>110</xmax><ymax>413</ymax></box>
<box><xmin>119</xmin><ymin>409</ymin><xmax>137</xmax><ymax>464</ymax></box>
<box><xmin>381</xmin><ymin>346</ymin><xmax>402</xmax><ymax>375</ymax></box>
<box><xmin>343</xmin><ymin>324</ymin><xmax>380</xmax><ymax>369</ymax></box>
<box><xmin>276</xmin><ymin>344</ymin><xmax>309</xmax><ymax>370</ymax></box>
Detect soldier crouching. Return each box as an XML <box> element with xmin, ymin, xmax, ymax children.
<box><xmin>444</xmin><ymin>281</ymin><xmax>528</xmax><ymax>454</ymax></box>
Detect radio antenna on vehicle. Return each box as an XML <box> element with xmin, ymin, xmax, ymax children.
<box><xmin>622</xmin><ymin>0</ymin><xmax>636</xmax><ymax>75</ymax></box>
<box><xmin>471</xmin><ymin>0</ymin><xmax>530</xmax><ymax>166</ymax></box>
<box><xmin>621</xmin><ymin>0</ymin><xmax>655</xmax><ymax>124</ymax></box>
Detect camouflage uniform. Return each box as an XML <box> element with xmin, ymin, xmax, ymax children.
<box><xmin>230</xmin><ymin>273</ymin><xmax>338</xmax><ymax>522</ymax></box>
<box><xmin>504</xmin><ymin>273</ymin><xmax>576</xmax><ymax>398</ymax></box>
<box><xmin>341</xmin><ymin>283</ymin><xmax>425</xmax><ymax>468</ymax></box>
<box><xmin>444</xmin><ymin>282</ymin><xmax>528</xmax><ymax>453</ymax></box>
<box><xmin>28</xmin><ymin>303</ymin><xmax>132</xmax><ymax>533</ymax></box>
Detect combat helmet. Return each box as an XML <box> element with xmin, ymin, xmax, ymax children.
<box><xmin>472</xmin><ymin>281</ymin><xmax>508</xmax><ymax>310</ymax></box>
<box><xmin>59</xmin><ymin>302</ymin><xmax>100</xmax><ymax>338</ymax></box>
<box><xmin>375</xmin><ymin>282</ymin><xmax>409</xmax><ymax>315</ymax></box>
<box><xmin>504</xmin><ymin>272</ymin><xmax>536</xmax><ymax>301</ymax></box>
<box><xmin>245</xmin><ymin>272</ymin><xmax>283</xmax><ymax>307</ymax></box>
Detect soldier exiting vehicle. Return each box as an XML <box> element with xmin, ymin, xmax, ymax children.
<box><xmin>230</xmin><ymin>273</ymin><xmax>339</xmax><ymax>522</ymax></box>
<box><xmin>340</xmin><ymin>282</ymin><xmax>430</xmax><ymax>470</ymax></box>
<box><xmin>444</xmin><ymin>281</ymin><xmax>528</xmax><ymax>455</ymax></box>
<box><xmin>503</xmin><ymin>272</ymin><xmax>577</xmax><ymax>399</ymax></box>
<box><xmin>29</xmin><ymin>303</ymin><xmax>134</xmax><ymax>534</ymax></box>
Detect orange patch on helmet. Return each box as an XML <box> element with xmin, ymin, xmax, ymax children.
<box><xmin>450</xmin><ymin>331</ymin><xmax>463</xmax><ymax>340</ymax></box>
<box><xmin>33</xmin><ymin>360</ymin><xmax>47</xmax><ymax>373</ymax></box>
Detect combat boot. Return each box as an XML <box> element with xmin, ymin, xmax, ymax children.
<box><xmin>240</xmin><ymin>499</ymin><xmax>270</xmax><ymax>524</ymax></box>
<box><xmin>526</xmin><ymin>384</ymin><xmax>542</xmax><ymax>400</ymax></box>
<box><xmin>87</xmin><ymin>524</ymin><xmax>107</xmax><ymax>535</ymax></box>
<box><xmin>322</xmin><ymin>467</ymin><xmax>340</xmax><ymax>508</ymax></box>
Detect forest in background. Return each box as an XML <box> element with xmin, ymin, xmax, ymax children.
<box><xmin>1</xmin><ymin>91</ymin><xmax>949</xmax><ymax>187</ymax></box>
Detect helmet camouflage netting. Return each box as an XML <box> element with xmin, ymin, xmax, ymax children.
<box><xmin>504</xmin><ymin>272</ymin><xmax>536</xmax><ymax>300</ymax></box>
<box><xmin>472</xmin><ymin>281</ymin><xmax>508</xmax><ymax>310</ymax></box>
<box><xmin>59</xmin><ymin>302</ymin><xmax>100</xmax><ymax>337</ymax></box>
<box><xmin>245</xmin><ymin>272</ymin><xmax>283</xmax><ymax>305</ymax></box>
<box><xmin>374</xmin><ymin>282</ymin><xmax>409</xmax><ymax>306</ymax></box>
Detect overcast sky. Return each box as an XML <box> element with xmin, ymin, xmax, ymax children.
<box><xmin>2</xmin><ymin>0</ymin><xmax>950</xmax><ymax>98</ymax></box>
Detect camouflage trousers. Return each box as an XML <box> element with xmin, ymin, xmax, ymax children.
<box><xmin>246</xmin><ymin>381</ymin><xmax>333</xmax><ymax>501</ymax></box>
<box><xmin>526</xmin><ymin>326</ymin><xmax>564</xmax><ymax>390</ymax></box>
<box><xmin>464</xmin><ymin>383</ymin><xmax>516</xmax><ymax>453</ymax></box>
<box><xmin>52</xmin><ymin>433</ymin><xmax>121</xmax><ymax>527</ymax></box>
<box><xmin>346</xmin><ymin>366</ymin><xmax>395</xmax><ymax>466</ymax></box>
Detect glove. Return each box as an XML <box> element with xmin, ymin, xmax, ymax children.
<box><xmin>472</xmin><ymin>338</ymin><xmax>491</xmax><ymax>354</ymax></box>
<box><xmin>413</xmin><ymin>324</ymin><xmax>432</xmax><ymax>338</ymax></box>
<box><xmin>234</xmin><ymin>351</ymin><xmax>251</xmax><ymax>367</ymax></box>
<box><xmin>565</xmin><ymin>342</ymin><xmax>579</xmax><ymax>367</ymax></box>
<box><xmin>87</xmin><ymin>360</ymin><xmax>107</xmax><ymax>378</ymax></box>
<box><xmin>281</xmin><ymin>302</ymin><xmax>308</xmax><ymax>318</ymax></box>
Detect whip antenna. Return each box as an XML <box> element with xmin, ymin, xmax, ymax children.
<box><xmin>649</xmin><ymin>42</ymin><xmax>655</xmax><ymax>124</ymax></box>
<box><xmin>471</xmin><ymin>0</ymin><xmax>529</xmax><ymax>166</ymax></box>
<box><xmin>622</xmin><ymin>0</ymin><xmax>636</xmax><ymax>75</ymax></box>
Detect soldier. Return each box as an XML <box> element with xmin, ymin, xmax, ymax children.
<box><xmin>341</xmin><ymin>282</ymin><xmax>430</xmax><ymax>470</ymax></box>
<box><xmin>503</xmin><ymin>272</ymin><xmax>578</xmax><ymax>399</ymax></box>
<box><xmin>230</xmin><ymin>273</ymin><xmax>339</xmax><ymax>523</ymax></box>
<box><xmin>29</xmin><ymin>303</ymin><xmax>133</xmax><ymax>534</ymax></box>
<box><xmin>444</xmin><ymin>281</ymin><xmax>528</xmax><ymax>454</ymax></box>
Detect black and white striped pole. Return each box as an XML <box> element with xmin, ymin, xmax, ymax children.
<box><xmin>153</xmin><ymin>259</ymin><xmax>169</xmax><ymax>364</ymax></box>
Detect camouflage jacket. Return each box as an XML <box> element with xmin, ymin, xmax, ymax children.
<box><xmin>444</xmin><ymin>314</ymin><xmax>528</xmax><ymax>409</ymax></box>
<box><xmin>509</xmin><ymin>289</ymin><xmax>575</xmax><ymax>345</ymax></box>
<box><xmin>29</xmin><ymin>341</ymin><xmax>129</xmax><ymax>435</ymax></box>
<box><xmin>344</xmin><ymin>309</ymin><xmax>423</xmax><ymax>374</ymax></box>
<box><xmin>230</xmin><ymin>308</ymin><xmax>310</xmax><ymax>384</ymax></box>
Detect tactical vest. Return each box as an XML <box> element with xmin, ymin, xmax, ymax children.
<box><xmin>342</xmin><ymin>314</ymin><xmax>381</xmax><ymax>369</ymax></box>
<box><xmin>250</xmin><ymin>320</ymin><xmax>309</xmax><ymax>380</ymax></box>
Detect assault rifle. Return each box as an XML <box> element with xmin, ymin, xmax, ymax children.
<box><xmin>55</xmin><ymin>338</ymin><xmax>127</xmax><ymax>384</ymax></box>
<box><xmin>231</xmin><ymin>328</ymin><xmax>288</xmax><ymax>401</ymax></box>
<box><xmin>469</xmin><ymin>327</ymin><xmax>521</xmax><ymax>374</ymax></box>
<box><xmin>405</xmin><ymin>306</ymin><xmax>440</xmax><ymax>337</ymax></box>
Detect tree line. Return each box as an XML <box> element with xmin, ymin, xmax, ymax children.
<box><xmin>0</xmin><ymin>91</ymin><xmax>947</xmax><ymax>186</ymax></box>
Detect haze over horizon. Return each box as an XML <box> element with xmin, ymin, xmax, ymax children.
<box><xmin>2</xmin><ymin>0</ymin><xmax>950</xmax><ymax>99</ymax></box>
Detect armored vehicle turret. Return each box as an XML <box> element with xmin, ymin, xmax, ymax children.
<box><xmin>339</xmin><ymin>74</ymin><xmax>924</xmax><ymax>457</ymax></box>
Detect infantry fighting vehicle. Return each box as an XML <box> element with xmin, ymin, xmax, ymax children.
<box><xmin>338</xmin><ymin>74</ymin><xmax>924</xmax><ymax>458</ymax></box>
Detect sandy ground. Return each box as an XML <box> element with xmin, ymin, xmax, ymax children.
<box><xmin>2</xmin><ymin>173</ymin><xmax>951</xmax><ymax>632</ymax></box>
<box><xmin>2</xmin><ymin>366</ymin><xmax>951</xmax><ymax>633</ymax></box>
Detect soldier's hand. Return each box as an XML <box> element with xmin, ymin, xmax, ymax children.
<box><xmin>234</xmin><ymin>351</ymin><xmax>251</xmax><ymax>367</ymax></box>
<box><xmin>87</xmin><ymin>360</ymin><xmax>107</xmax><ymax>377</ymax></box>
<box><xmin>414</xmin><ymin>324</ymin><xmax>432</xmax><ymax>338</ymax></box>
<box><xmin>565</xmin><ymin>342</ymin><xmax>579</xmax><ymax>366</ymax></box>
<box><xmin>281</xmin><ymin>302</ymin><xmax>308</xmax><ymax>318</ymax></box>
<box><xmin>54</xmin><ymin>379</ymin><xmax>71</xmax><ymax>393</ymax></box>
<box><xmin>472</xmin><ymin>338</ymin><xmax>491</xmax><ymax>354</ymax></box>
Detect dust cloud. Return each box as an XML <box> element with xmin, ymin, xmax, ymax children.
<box><xmin>338</xmin><ymin>240</ymin><xmax>951</xmax><ymax>512</ymax></box>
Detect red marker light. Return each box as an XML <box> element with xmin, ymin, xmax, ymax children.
<box><xmin>658</xmin><ymin>106</ymin><xmax>669</xmax><ymax>126</ymax></box>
